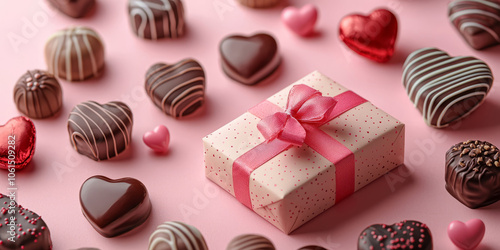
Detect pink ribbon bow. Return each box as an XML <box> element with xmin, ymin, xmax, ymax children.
<box><xmin>257</xmin><ymin>85</ymin><xmax>338</xmax><ymax>146</ymax></box>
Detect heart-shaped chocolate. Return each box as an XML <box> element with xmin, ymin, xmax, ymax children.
<box><xmin>145</xmin><ymin>59</ymin><xmax>205</xmax><ymax>118</ymax></box>
<box><xmin>79</xmin><ymin>175</ymin><xmax>152</xmax><ymax>237</ymax></box>
<box><xmin>339</xmin><ymin>8</ymin><xmax>398</xmax><ymax>63</ymax></box>
<box><xmin>449</xmin><ymin>0</ymin><xmax>500</xmax><ymax>50</ymax></box>
<box><xmin>148</xmin><ymin>221</ymin><xmax>208</xmax><ymax>250</ymax></box>
<box><xmin>281</xmin><ymin>4</ymin><xmax>318</xmax><ymax>36</ymax></box>
<box><xmin>448</xmin><ymin>219</ymin><xmax>485</xmax><ymax>250</ymax></box>
<box><xmin>445</xmin><ymin>140</ymin><xmax>500</xmax><ymax>208</ymax></box>
<box><xmin>358</xmin><ymin>220</ymin><xmax>433</xmax><ymax>250</ymax></box>
<box><xmin>128</xmin><ymin>0</ymin><xmax>185</xmax><ymax>40</ymax></box>
<box><xmin>0</xmin><ymin>116</ymin><xmax>36</xmax><ymax>171</ymax></box>
<box><xmin>220</xmin><ymin>33</ymin><xmax>281</xmax><ymax>85</ymax></box>
<box><xmin>143</xmin><ymin>125</ymin><xmax>170</xmax><ymax>153</ymax></box>
<box><xmin>67</xmin><ymin>101</ymin><xmax>133</xmax><ymax>161</ymax></box>
<box><xmin>47</xmin><ymin>0</ymin><xmax>95</xmax><ymax>18</ymax></box>
<box><xmin>402</xmin><ymin>47</ymin><xmax>493</xmax><ymax>128</ymax></box>
<box><xmin>0</xmin><ymin>193</ymin><xmax>52</xmax><ymax>249</ymax></box>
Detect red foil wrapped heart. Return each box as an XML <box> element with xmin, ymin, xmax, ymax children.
<box><xmin>0</xmin><ymin>116</ymin><xmax>36</xmax><ymax>170</ymax></box>
<box><xmin>339</xmin><ymin>8</ymin><xmax>398</xmax><ymax>63</ymax></box>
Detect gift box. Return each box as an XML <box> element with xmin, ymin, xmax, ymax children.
<box><xmin>203</xmin><ymin>71</ymin><xmax>405</xmax><ymax>234</ymax></box>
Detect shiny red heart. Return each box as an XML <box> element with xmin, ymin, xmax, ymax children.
<box><xmin>0</xmin><ymin>116</ymin><xmax>36</xmax><ymax>170</ymax></box>
<box><xmin>339</xmin><ymin>8</ymin><xmax>398</xmax><ymax>63</ymax></box>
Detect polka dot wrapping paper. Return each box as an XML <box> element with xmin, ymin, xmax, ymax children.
<box><xmin>203</xmin><ymin>71</ymin><xmax>405</xmax><ymax>234</ymax></box>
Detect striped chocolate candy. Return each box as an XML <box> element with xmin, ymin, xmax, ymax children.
<box><xmin>128</xmin><ymin>0</ymin><xmax>185</xmax><ymax>40</ymax></box>
<box><xmin>402</xmin><ymin>47</ymin><xmax>493</xmax><ymax>128</ymax></box>
<box><xmin>148</xmin><ymin>221</ymin><xmax>208</xmax><ymax>250</ymax></box>
<box><xmin>45</xmin><ymin>26</ymin><xmax>105</xmax><ymax>81</ymax></box>
<box><xmin>449</xmin><ymin>0</ymin><xmax>500</xmax><ymax>50</ymax></box>
<box><xmin>67</xmin><ymin>101</ymin><xmax>133</xmax><ymax>161</ymax></box>
<box><xmin>227</xmin><ymin>234</ymin><xmax>275</xmax><ymax>250</ymax></box>
<box><xmin>145</xmin><ymin>59</ymin><xmax>205</xmax><ymax>118</ymax></box>
<box><xmin>236</xmin><ymin>0</ymin><xmax>281</xmax><ymax>8</ymax></box>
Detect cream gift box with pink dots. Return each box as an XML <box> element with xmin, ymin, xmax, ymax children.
<box><xmin>203</xmin><ymin>71</ymin><xmax>405</xmax><ymax>234</ymax></box>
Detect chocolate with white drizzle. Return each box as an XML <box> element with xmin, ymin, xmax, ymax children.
<box><xmin>445</xmin><ymin>140</ymin><xmax>500</xmax><ymax>208</ymax></box>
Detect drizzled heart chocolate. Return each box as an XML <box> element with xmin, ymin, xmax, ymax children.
<box><xmin>79</xmin><ymin>175</ymin><xmax>152</xmax><ymax>237</ymax></box>
<box><xmin>449</xmin><ymin>0</ymin><xmax>500</xmax><ymax>50</ymax></box>
<box><xmin>0</xmin><ymin>193</ymin><xmax>52</xmax><ymax>250</ymax></box>
<box><xmin>128</xmin><ymin>0</ymin><xmax>185</xmax><ymax>40</ymax></box>
<box><xmin>220</xmin><ymin>33</ymin><xmax>281</xmax><ymax>85</ymax></box>
<box><xmin>445</xmin><ymin>140</ymin><xmax>500</xmax><ymax>208</ymax></box>
<box><xmin>67</xmin><ymin>101</ymin><xmax>133</xmax><ymax>161</ymax></box>
<box><xmin>402</xmin><ymin>47</ymin><xmax>493</xmax><ymax>128</ymax></box>
<box><xmin>358</xmin><ymin>220</ymin><xmax>433</xmax><ymax>250</ymax></box>
<box><xmin>145</xmin><ymin>59</ymin><xmax>205</xmax><ymax>118</ymax></box>
<box><xmin>0</xmin><ymin>116</ymin><xmax>36</xmax><ymax>171</ymax></box>
<box><xmin>339</xmin><ymin>8</ymin><xmax>398</xmax><ymax>63</ymax></box>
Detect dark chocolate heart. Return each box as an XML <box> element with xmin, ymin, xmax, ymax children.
<box><xmin>358</xmin><ymin>220</ymin><xmax>433</xmax><ymax>250</ymax></box>
<box><xmin>0</xmin><ymin>193</ymin><xmax>52</xmax><ymax>249</ymax></box>
<box><xmin>449</xmin><ymin>0</ymin><xmax>500</xmax><ymax>50</ymax></box>
<box><xmin>402</xmin><ymin>47</ymin><xmax>493</xmax><ymax>128</ymax></box>
<box><xmin>220</xmin><ymin>33</ymin><xmax>281</xmax><ymax>85</ymax></box>
<box><xmin>445</xmin><ymin>140</ymin><xmax>500</xmax><ymax>208</ymax></box>
<box><xmin>0</xmin><ymin>116</ymin><xmax>36</xmax><ymax>171</ymax></box>
<box><xmin>145</xmin><ymin>59</ymin><xmax>205</xmax><ymax>118</ymax></box>
<box><xmin>67</xmin><ymin>101</ymin><xmax>133</xmax><ymax>161</ymax></box>
<box><xmin>128</xmin><ymin>0</ymin><xmax>185</xmax><ymax>40</ymax></box>
<box><xmin>47</xmin><ymin>0</ymin><xmax>95</xmax><ymax>18</ymax></box>
<box><xmin>79</xmin><ymin>175</ymin><xmax>152</xmax><ymax>238</ymax></box>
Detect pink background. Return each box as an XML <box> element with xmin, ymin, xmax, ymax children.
<box><xmin>1</xmin><ymin>0</ymin><xmax>500</xmax><ymax>249</ymax></box>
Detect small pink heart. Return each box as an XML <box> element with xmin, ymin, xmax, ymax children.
<box><xmin>143</xmin><ymin>125</ymin><xmax>170</xmax><ymax>153</ymax></box>
<box><xmin>281</xmin><ymin>4</ymin><xmax>318</xmax><ymax>36</ymax></box>
<box><xmin>448</xmin><ymin>219</ymin><xmax>485</xmax><ymax>250</ymax></box>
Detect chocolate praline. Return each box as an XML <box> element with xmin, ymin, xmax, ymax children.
<box><xmin>358</xmin><ymin>220</ymin><xmax>432</xmax><ymax>250</ymax></box>
<box><xmin>14</xmin><ymin>70</ymin><xmax>62</xmax><ymax>119</ymax></box>
<box><xmin>79</xmin><ymin>175</ymin><xmax>152</xmax><ymax>237</ymax></box>
<box><xmin>45</xmin><ymin>26</ymin><xmax>105</xmax><ymax>81</ymax></box>
<box><xmin>297</xmin><ymin>246</ymin><xmax>327</xmax><ymax>250</ymax></box>
<box><xmin>227</xmin><ymin>234</ymin><xmax>275</xmax><ymax>250</ymax></box>
<box><xmin>128</xmin><ymin>0</ymin><xmax>185</xmax><ymax>40</ymax></box>
<box><xmin>0</xmin><ymin>193</ymin><xmax>52</xmax><ymax>250</ymax></box>
<box><xmin>445</xmin><ymin>140</ymin><xmax>500</xmax><ymax>208</ymax></box>
<box><xmin>47</xmin><ymin>0</ymin><xmax>95</xmax><ymax>18</ymax></box>
<box><xmin>148</xmin><ymin>221</ymin><xmax>208</xmax><ymax>250</ymax></box>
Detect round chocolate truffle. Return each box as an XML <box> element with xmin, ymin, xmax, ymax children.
<box><xmin>227</xmin><ymin>234</ymin><xmax>275</xmax><ymax>250</ymax></box>
<box><xmin>45</xmin><ymin>26</ymin><xmax>105</xmax><ymax>81</ymax></box>
<box><xmin>445</xmin><ymin>140</ymin><xmax>500</xmax><ymax>208</ymax></box>
<box><xmin>148</xmin><ymin>221</ymin><xmax>208</xmax><ymax>250</ymax></box>
<box><xmin>14</xmin><ymin>70</ymin><xmax>62</xmax><ymax>119</ymax></box>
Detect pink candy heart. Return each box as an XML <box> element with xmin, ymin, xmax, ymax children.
<box><xmin>448</xmin><ymin>219</ymin><xmax>485</xmax><ymax>250</ymax></box>
<box><xmin>281</xmin><ymin>4</ymin><xmax>318</xmax><ymax>36</ymax></box>
<box><xmin>143</xmin><ymin>125</ymin><xmax>170</xmax><ymax>153</ymax></box>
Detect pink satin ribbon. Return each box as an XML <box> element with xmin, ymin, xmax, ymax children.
<box><xmin>233</xmin><ymin>84</ymin><xmax>367</xmax><ymax>209</ymax></box>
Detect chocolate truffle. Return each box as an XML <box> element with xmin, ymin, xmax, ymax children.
<box><xmin>79</xmin><ymin>175</ymin><xmax>152</xmax><ymax>238</ymax></box>
<box><xmin>445</xmin><ymin>140</ymin><xmax>500</xmax><ymax>208</ymax></box>
<box><xmin>14</xmin><ymin>70</ymin><xmax>62</xmax><ymax>119</ymax></box>
<box><xmin>67</xmin><ymin>101</ymin><xmax>133</xmax><ymax>161</ymax></box>
<box><xmin>402</xmin><ymin>47</ymin><xmax>493</xmax><ymax>128</ymax></box>
<box><xmin>145</xmin><ymin>59</ymin><xmax>205</xmax><ymax>118</ymax></box>
<box><xmin>297</xmin><ymin>246</ymin><xmax>327</xmax><ymax>250</ymax></box>
<box><xmin>449</xmin><ymin>0</ymin><xmax>500</xmax><ymax>50</ymax></box>
<box><xmin>227</xmin><ymin>234</ymin><xmax>275</xmax><ymax>250</ymax></box>
<box><xmin>358</xmin><ymin>220</ymin><xmax>433</xmax><ymax>250</ymax></box>
<box><xmin>45</xmin><ymin>26</ymin><xmax>105</xmax><ymax>81</ymax></box>
<box><xmin>236</xmin><ymin>0</ymin><xmax>280</xmax><ymax>8</ymax></box>
<box><xmin>148</xmin><ymin>221</ymin><xmax>209</xmax><ymax>250</ymax></box>
<box><xmin>220</xmin><ymin>33</ymin><xmax>281</xmax><ymax>85</ymax></box>
<box><xmin>0</xmin><ymin>193</ymin><xmax>52</xmax><ymax>250</ymax></box>
<box><xmin>128</xmin><ymin>0</ymin><xmax>185</xmax><ymax>40</ymax></box>
<box><xmin>47</xmin><ymin>0</ymin><xmax>95</xmax><ymax>18</ymax></box>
